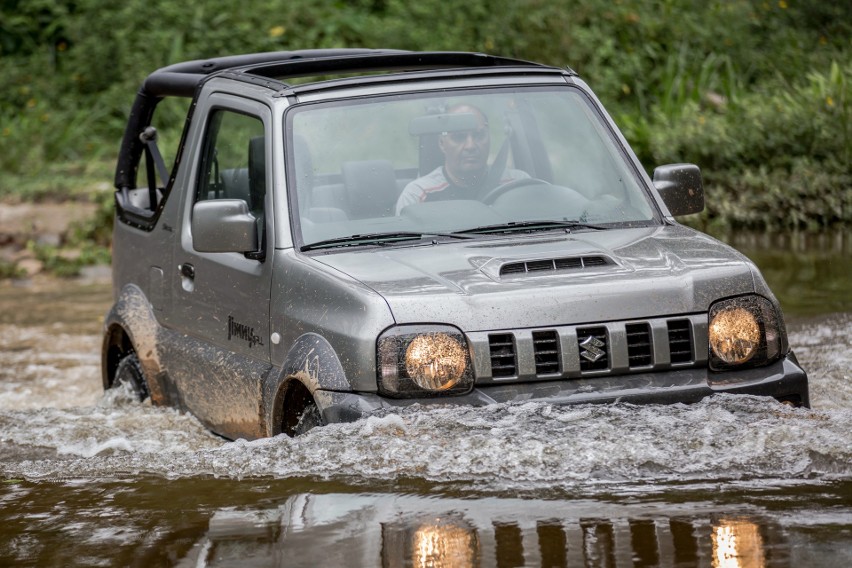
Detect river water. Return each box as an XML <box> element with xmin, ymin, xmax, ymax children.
<box><xmin>1</xmin><ymin>232</ymin><xmax>850</xmax><ymax>567</ymax></box>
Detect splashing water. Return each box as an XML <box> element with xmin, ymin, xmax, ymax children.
<box><xmin>1</xmin><ymin>281</ymin><xmax>850</xmax><ymax>492</ymax></box>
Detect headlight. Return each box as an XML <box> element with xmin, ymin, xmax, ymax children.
<box><xmin>377</xmin><ymin>325</ymin><xmax>474</xmax><ymax>398</ymax></box>
<box><xmin>708</xmin><ymin>295</ymin><xmax>786</xmax><ymax>371</ymax></box>
<box><xmin>709</xmin><ymin>306</ymin><xmax>760</xmax><ymax>364</ymax></box>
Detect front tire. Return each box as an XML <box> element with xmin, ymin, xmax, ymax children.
<box><xmin>282</xmin><ymin>381</ymin><xmax>322</xmax><ymax>436</ymax></box>
<box><xmin>113</xmin><ymin>352</ymin><xmax>150</xmax><ymax>402</ymax></box>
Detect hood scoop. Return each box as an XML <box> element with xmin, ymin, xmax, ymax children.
<box><xmin>499</xmin><ymin>255</ymin><xmax>612</xmax><ymax>277</ymax></box>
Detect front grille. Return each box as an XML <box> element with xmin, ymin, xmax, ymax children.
<box><xmin>533</xmin><ymin>330</ymin><xmax>560</xmax><ymax>374</ymax></box>
<box><xmin>474</xmin><ymin>316</ymin><xmax>703</xmax><ymax>381</ymax></box>
<box><xmin>488</xmin><ymin>333</ymin><xmax>516</xmax><ymax>377</ymax></box>
<box><xmin>667</xmin><ymin>320</ymin><xmax>693</xmax><ymax>363</ymax></box>
<box><xmin>626</xmin><ymin>322</ymin><xmax>653</xmax><ymax>367</ymax></box>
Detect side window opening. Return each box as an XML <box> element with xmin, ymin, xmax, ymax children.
<box><xmin>116</xmin><ymin>97</ymin><xmax>191</xmax><ymax>223</ymax></box>
<box><xmin>195</xmin><ymin>109</ymin><xmax>267</xmax><ymax>259</ymax></box>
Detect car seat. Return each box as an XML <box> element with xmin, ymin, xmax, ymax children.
<box><xmin>342</xmin><ymin>159</ymin><xmax>400</xmax><ymax>219</ymax></box>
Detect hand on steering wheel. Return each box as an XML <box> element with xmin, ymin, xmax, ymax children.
<box><xmin>480</xmin><ymin>178</ymin><xmax>551</xmax><ymax>204</ymax></box>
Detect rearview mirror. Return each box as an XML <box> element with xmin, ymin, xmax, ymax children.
<box><xmin>653</xmin><ymin>164</ymin><xmax>705</xmax><ymax>216</ymax></box>
<box><xmin>192</xmin><ymin>199</ymin><xmax>258</xmax><ymax>253</ymax></box>
<box><xmin>409</xmin><ymin>112</ymin><xmax>480</xmax><ymax>135</ymax></box>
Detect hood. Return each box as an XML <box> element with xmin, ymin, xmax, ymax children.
<box><xmin>312</xmin><ymin>225</ymin><xmax>757</xmax><ymax>330</ymax></box>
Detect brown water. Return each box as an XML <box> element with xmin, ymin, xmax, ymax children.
<box><xmin>1</xmin><ymin>232</ymin><xmax>850</xmax><ymax>567</ymax></box>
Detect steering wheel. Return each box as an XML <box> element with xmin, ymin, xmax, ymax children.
<box><xmin>480</xmin><ymin>178</ymin><xmax>551</xmax><ymax>204</ymax></box>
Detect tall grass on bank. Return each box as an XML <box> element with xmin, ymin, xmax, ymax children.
<box><xmin>0</xmin><ymin>0</ymin><xmax>849</xmax><ymax>230</ymax></box>
<box><xmin>640</xmin><ymin>59</ymin><xmax>850</xmax><ymax>231</ymax></box>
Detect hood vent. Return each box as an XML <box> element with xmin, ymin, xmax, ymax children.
<box><xmin>500</xmin><ymin>255</ymin><xmax>611</xmax><ymax>276</ymax></box>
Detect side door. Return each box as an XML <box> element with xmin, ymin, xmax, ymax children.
<box><xmin>165</xmin><ymin>92</ymin><xmax>274</xmax><ymax>439</ymax></box>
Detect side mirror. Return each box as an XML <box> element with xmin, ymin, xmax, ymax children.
<box><xmin>653</xmin><ymin>164</ymin><xmax>705</xmax><ymax>216</ymax></box>
<box><xmin>192</xmin><ymin>199</ymin><xmax>258</xmax><ymax>253</ymax></box>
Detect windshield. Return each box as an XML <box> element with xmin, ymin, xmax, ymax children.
<box><xmin>287</xmin><ymin>87</ymin><xmax>658</xmax><ymax>249</ymax></box>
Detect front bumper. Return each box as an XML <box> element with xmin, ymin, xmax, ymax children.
<box><xmin>316</xmin><ymin>352</ymin><xmax>809</xmax><ymax>424</ymax></box>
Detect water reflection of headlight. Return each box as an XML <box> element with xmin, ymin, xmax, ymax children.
<box><xmin>382</xmin><ymin>515</ymin><xmax>479</xmax><ymax>568</ymax></box>
<box><xmin>413</xmin><ymin>521</ymin><xmax>478</xmax><ymax>568</ymax></box>
<box><xmin>712</xmin><ymin>519</ymin><xmax>765</xmax><ymax>568</ymax></box>
<box><xmin>412</xmin><ymin>522</ymin><xmax>477</xmax><ymax>568</ymax></box>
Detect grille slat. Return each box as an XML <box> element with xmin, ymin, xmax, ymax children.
<box><xmin>533</xmin><ymin>330</ymin><xmax>560</xmax><ymax>374</ymax></box>
<box><xmin>488</xmin><ymin>333</ymin><xmax>516</xmax><ymax>377</ymax></box>
<box><xmin>626</xmin><ymin>323</ymin><xmax>653</xmax><ymax>367</ymax></box>
<box><xmin>667</xmin><ymin>320</ymin><xmax>693</xmax><ymax>363</ymax></box>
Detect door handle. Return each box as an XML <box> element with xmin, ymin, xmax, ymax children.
<box><xmin>180</xmin><ymin>263</ymin><xmax>195</xmax><ymax>280</ymax></box>
<box><xmin>179</xmin><ymin>263</ymin><xmax>195</xmax><ymax>292</ymax></box>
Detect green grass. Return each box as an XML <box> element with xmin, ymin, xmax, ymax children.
<box><xmin>0</xmin><ymin>159</ymin><xmax>114</xmax><ymax>203</ymax></box>
<box><xmin>0</xmin><ymin>0</ymin><xmax>849</xmax><ymax>233</ymax></box>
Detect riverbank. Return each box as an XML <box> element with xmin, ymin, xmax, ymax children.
<box><xmin>0</xmin><ymin>198</ymin><xmax>109</xmax><ymax>282</ymax></box>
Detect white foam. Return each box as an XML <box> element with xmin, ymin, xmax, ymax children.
<box><xmin>57</xmin><ymin>436</ymin><xmax>135</xmax><ymax>458</ymax></box>
<box><xmin>4</xmin><ymin>395</ymin><xmax>851</xmax><ymax>491</ymax></box>
<box><xmin>1</xmin><ymin>308</ymin><xmax>849</xmax><ymax>492</ymax></box>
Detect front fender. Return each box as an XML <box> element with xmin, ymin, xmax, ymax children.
<box><xmin>262</xmin><ymin>333</ymin><xmax>355</xmax><ymax>435</ymax></box>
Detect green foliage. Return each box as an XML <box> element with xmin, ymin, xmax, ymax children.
<box><xmin>0</xmin><ymin>259</ymin><xmax>24</xmax><ymax>279</ymax></box>
<box><xmin>28</xmin><ymin>240</ymin><xmax>111</xmax><ymax>278</ymax></box>
<box><xmin>644</xmin><ymin>60</ymin><xmax>849</xmax><ymax>169</ymax></box>
<box><xmin>28</xmin><ymin>190</ymin><xmax>117</xmax><ymax>277</ymax></box>
<box><xmin>640</xmin><ymin>59</ymin><xmax>850</xmax><ymax>230</ymax></box>
<box><xmin>0</xmin><ymin>0</ymin><xmax>849</xmax><ymax>230</ymax></box>
<box><xmin>67</xmin><ymin>190</ymin><xmax>115</xmax><ymax>247</ymax></box>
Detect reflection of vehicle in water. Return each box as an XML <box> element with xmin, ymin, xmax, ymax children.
<box><xmin>103</xmin><ymin>50</ymin><xmax>809</xmax><ymax>440</ymax></box>
<box><xmin>181</xmin><ymin>493</ymin><xmax>787</xmax><ymax>567</ymax></box>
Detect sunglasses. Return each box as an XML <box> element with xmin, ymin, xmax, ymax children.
<box><xmin>445</xmin><ymin>128</ymin><xmax>489</xmax><ymax>144</ymax></box>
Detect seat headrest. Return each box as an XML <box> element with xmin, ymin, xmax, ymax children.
<box><xmin>342</xmin><ymin>159</ymin><xmax>398</xmax><ymax>219</ymax></box>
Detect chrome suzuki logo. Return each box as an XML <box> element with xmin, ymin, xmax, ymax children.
<box><xmin>579</xmin><ymin>335</ymin><xmax>606</xmax><ymax>362</ymax></box>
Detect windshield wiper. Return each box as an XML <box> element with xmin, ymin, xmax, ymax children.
<box><xmin>454</xmin><ymin>220</ymin><xmax>609</xmax><ymax>235</ymax></box>
<box><xmin>301</xmin><ymin>231</ymin><xmax>474</xmax><ymax>251</ymax></box>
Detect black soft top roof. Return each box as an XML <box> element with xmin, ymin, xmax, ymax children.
<box><xmin>139</xmin><ymin>49</ymin><xmax>559</xmax><ymax>96</ymax></box>
<box><xmin>116</xmin><ymin>49</ymin><xmax>567</xmax><ymax>191</ymax></box>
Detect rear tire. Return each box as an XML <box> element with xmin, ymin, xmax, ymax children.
<box><xmin>113</xmin><ymin>352</ymin><xmax>150</xmax><ymax>402</ymax></box>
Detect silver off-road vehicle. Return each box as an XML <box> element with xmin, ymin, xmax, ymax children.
<box><xmin>103</xmin><ymin>50</ymin><xmax>808</xmax><ymax>437</ymax></box>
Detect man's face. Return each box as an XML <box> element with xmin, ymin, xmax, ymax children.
<box><xmin>439</xmin><ymin>108</ymin><xmax>490</xmax><ymax>184</ymax></box>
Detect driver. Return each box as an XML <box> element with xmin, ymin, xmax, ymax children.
<box><xmin>395</xmin><ymin>104</ymin><xmax>528</xmax><ymax>214</ymax></box>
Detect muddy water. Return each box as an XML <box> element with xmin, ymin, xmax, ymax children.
<box><xmin>1</xmin><ymin>233</ymin><xmax>850</xmax><ymax>567</ymax></box>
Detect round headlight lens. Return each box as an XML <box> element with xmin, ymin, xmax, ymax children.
<box><xmin>405</xmin><ymin>333</ymin><xmax>467</xmax><ymax>391</ymax></box>
<box><xmin>709</xmin><ymin>307</ymin><xmax>760</xmax><ymax>364</ymax></box>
